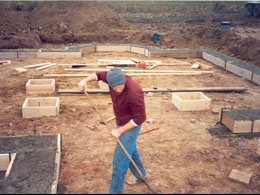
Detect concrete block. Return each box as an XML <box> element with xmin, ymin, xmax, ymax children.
<box><xmin>202</xmin><ymin>52</ymin><xmax>225</xmax><ymax>68</ymax></box>
<box><xmin>257</xmin><ymin>139</ymin><xmax>260</xmax><ymax>156</ymax></box>
<box><xmin>228</xmin><ymin>169</ymin><xmax>252</xmax><ymax>185</ymax></box>
<box><xmin>252</xmin><ymin>72</ymin><xmax>260</xmax><ymax>85</ymax></box>
<box><xmin>226</xmin><ymin>62</ymin><xmax>253</xmax><ymax>81</ymax></box>
<box><xmin>221</xmin><ymin>113</ymin><xmax>252</xmax><ymax>133</ymax></box>
<box><xmin>253</xmin><ymin>120</ymin><xmax>260</xmax><ymax>133</ymax></box>
<box><xmin>26</xmin><ymin>79</ymin><xmax>55</xmax><ymax>94</ymax></box>
<box><xmin>18</xmin><ymin>52</ymin><xmax>37</xmax><ymax>59</ymax></box>
<box><xmin>220</xmin><ymin>109</ymin><xmax>260</xmax><ymax>133</ymax></box>
<box><xmin>172</xmin><ymin>92</ymin><xmax>212</xmax><ymax>111</ymax></box>
<box><xmin>96</xmin><ymin>45</ymin><xmax>130</xmax><ymax>52</ymax></box>
<box><xmin>0</xmin><ymin>52</ymin><xmax>18</xmax><ymax>59</ymax></box>
<box><xmin>37</xmin><ymin>52</ymin><xmax>82</xmax><ymax>59</ymax></box>
<box><xmin>22</xmin><ymin>97</ymin><xmax>60</xmax><ymax>118</ymax></box>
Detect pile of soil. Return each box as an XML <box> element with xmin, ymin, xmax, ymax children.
<box><xmin>27</xmin><ymin>1</ymin><xmax>138</xmax><ymax>44</ymax></box>
<box><xmin>0</xmin><ymin>3</ymin><xmax>40</xmax><ymax>49</ymax></box>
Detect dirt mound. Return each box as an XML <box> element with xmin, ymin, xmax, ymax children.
<box><xmin>0</xmin><ymin>3</ymin><xmax>41</xmax><ymax>49</ymax></box>
<box><xmin>28</xmin><ymin>1</ymin><xmax>138</xmax><ymax>44</ymax></box>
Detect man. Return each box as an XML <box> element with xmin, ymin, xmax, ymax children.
<box><xmin>78</xmin><ymin>67</ymin><xmax>147</xmax><ymax>194</ymax></box>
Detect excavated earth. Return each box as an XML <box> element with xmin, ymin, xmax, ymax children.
<box><xmin>0</xmin><ymin>1</ymin><xmax>260</xmax><ymax>194</ymax></box>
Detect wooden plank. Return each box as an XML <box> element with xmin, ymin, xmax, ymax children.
<box><xmin>14</xmin><ymin>67</ymin><xmax>28</xmax><ymax>73</ymax></box>
<box><xmin>51</xmin><ymin>134</ymin><xmax>62</xmax><ymax>194</ymax></box>
<box><xmin>0</xmin><ymin>154</ymin><xmax>9</xmax><ymax>171</ymax></box>
<box><xmin>0</xmin><ymin>60</ymin><xmax>11</xmax><ymax>65</ymax></box>
<box><xmin>64</xmin><ymin>68</ymin><xmax>214</xmax><ymax>74</ymax></box>
<box><xmin>228</xmin><ymin>169</ymin><xmax>252</xmax><ymax>185</ymax></box>
<box><xmin>58</xmin><ymin>87</ymin><xmax>246</xmax><ymax>94</ymax></box>
<box><xmin>36</xmin><ymin>63</ymin><xmax>56</xmax><ymax>70</ymax></box>
<box><xmin>44</xmin><ymin>73</ymin><xmax>202</xmax><ymax>77</ymax></box>
<box><xmin>24</xmin><ymin>62</ymin><xmax>52</xmax><ymax>69</ymax></box>
<box><xmin>5</xmin><ymin>153</ymin><xmax>16</xmax><ymax>178</ymax></box>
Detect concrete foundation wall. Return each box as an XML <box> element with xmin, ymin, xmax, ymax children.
<box><xmin>226</xmin><ymin>62</ymin><xmax>253</xmax><ymax>81</ymax></box>
<box><xmin>37</xmin><ymin>52</ymin><xmax>82</xmax><ymax>59</ymax></box>
<box><xmin>0</xmin><ymin>52</ymin><xmax>18</xmax><ymax>59</ymax></box>
<box><xmin>202</xmin><ymin>51</ymin><xmax>226</xmax><ymax>68</ymax></box>
<box><xmin>18</xmin><ymin>52</ymin><xmax>37</xmax><ymax>58</ymax></box>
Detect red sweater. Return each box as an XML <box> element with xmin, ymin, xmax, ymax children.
<box><xmin>95</xmin><ymin>71</ymin><xmax>146</xmax><ymax>126</ymax></box>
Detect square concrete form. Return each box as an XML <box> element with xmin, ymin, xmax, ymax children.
<box><xmin>0</xmin><ymin>134</ymin><xmax>61</xmax><ymax>194</ymax></box>
<box><xmin>172</xmin><ymin>92</ymin><xmax>212</xmax><ymax>111</ymax></box>
<box><xmin>228</xmin><ymin>169</ymin><xmax>252</xmax><ymax>185</ymax></box>
<box><xmin>257</xmin><ymin>139</ymin><xmax>260</xmax><ymax>156</ymax></box>
<box><xmin>22</xmin><ymin>97</ymin><xmax>60</xmax><ymax>118</ymax></box>
<box><xmin>220</xmin><ymin>109</ymin><xmax>260</xmax><ymax>133</ymax></box>
<box><xmin>26</xmin><ymin>79</ymin><xmax>55</xmax><ymax>94</ymax></box>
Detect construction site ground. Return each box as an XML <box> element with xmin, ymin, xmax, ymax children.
<box><xmin>0</xmin><ymin>51</ymin><xmax>260</xmax><ymax>194</ymax></box>
<box><xmin>0</xmin><ymin>1</ymin><xmax>260</xmax><ymax>194</ymax></box>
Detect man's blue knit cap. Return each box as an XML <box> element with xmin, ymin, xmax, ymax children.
<box><xmin>107</xmin><ymin>67</ymin><xmax>126</xmax><ymax>88</ymax></box>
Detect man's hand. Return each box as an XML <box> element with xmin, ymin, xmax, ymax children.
<box><xmin>111</xmin><ymin>128</ymin><xmax>122</xmax><ymax>138</ymax></box>
<box><xmin>78</xmin><ymin>79</ymin><xmax>88</xmax><ymax>92</ymax></box>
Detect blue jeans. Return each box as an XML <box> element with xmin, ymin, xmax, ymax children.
<box><xmin>109</xmin><ymin>125</ymin><xmax>146</xmax><ymax>194</ymax></box>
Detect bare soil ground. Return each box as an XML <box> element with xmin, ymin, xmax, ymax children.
<box><xmin>0</xmin><ymin>1</ymin><xmax>260</xmax><ymax>194</ymax></box>
<box><xmin>0</xmin><ymin>52</ymin><xmax>260</xmax><ymax>194</ymax></box>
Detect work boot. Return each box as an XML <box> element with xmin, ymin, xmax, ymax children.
<box><xmin>126</xmin><ymin>175</ymin><xmax>148</xmax><ymax>185</ymax></box>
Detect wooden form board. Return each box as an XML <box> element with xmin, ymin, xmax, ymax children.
<box><xmin>51</xmin><ymin>134</ymin><xmax>61</xmax><ymax>194</ymax></box>
<box><xmin>26</xmin><ymin>79</ymin><xmax>55</xmax><ymax>94</ymax></box>
<box><xmin>228</xmin><ymin>169</ymin><xmax>252</xmax><ymax>185</ymax></box>
<box><xmin>0</xmin><ymin>154</ymin><xmax>9</xmax><ymax>171</ymax></box>
<box><xmin>220</xmin><ymin>109</ymin><xmax>260</xmax><ymax>134</ymax></box>
<box><xmin>96</xmin><ymin>45</ymin><xmax>131</xmax><ymax>52</ymax></box>
<box><xmin>22</xmin><ymin>97</ymin><xmax>60</xmax><ymax>118</ymax></box>
<box><xmin>0</xmin><ymin>153</ymin><xmax>16</xmax><ymax>178</ymax></box>
<box><xmin>172</xmin><ymin>92</ymin><xmax>212</xmax><ymax>111</ymax></box>
<box><xmin>5</xmin><ymin>153</ymin><xmax>16</xmax><ymax>178</ymax></box>
<box><xmin>36</xmin><ymin>52</ymin><xmax>82</xmax><ymax>59</ymax></box>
